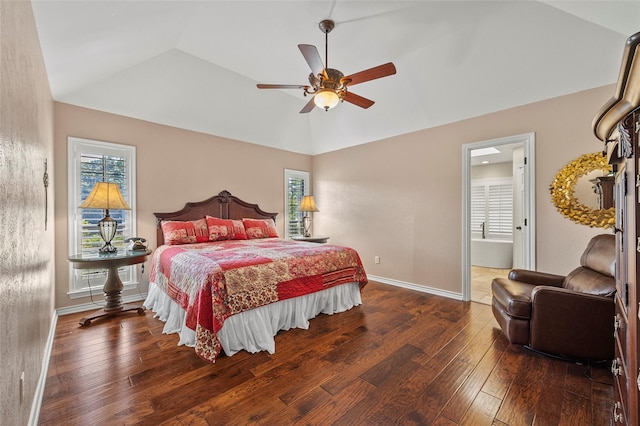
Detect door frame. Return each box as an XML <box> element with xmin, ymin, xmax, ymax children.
<box><xmin>461</xmin><ymin>133</ymin><xmax>536</xmax><ymax>302</ymax></box>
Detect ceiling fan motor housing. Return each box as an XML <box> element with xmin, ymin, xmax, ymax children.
<box><xmin>309</xmin><ymin>68</ymin><xmax>347</xmax><ymax>93</ymax></box>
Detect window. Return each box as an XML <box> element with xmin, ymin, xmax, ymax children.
<box><xmin>67</xmin><ymin>137</ymin><xmax>137</xmax><ymax>297</ymax></box>
<box><xmin>284</xmin><ymin>169</ymin><xmax>309</xmax><ymax>239</ymax></box>
<box><xmin>471</xmin><ymin>178</ymin><xmax>513</xmax><ymax>240</ymax></box>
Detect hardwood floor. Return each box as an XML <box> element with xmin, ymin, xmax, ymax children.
<box><xmin>39</xmin><ymin>281</ymin><xmax>613</xmax><ymax>425</ymax></box>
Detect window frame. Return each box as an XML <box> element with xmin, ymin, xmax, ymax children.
<box><xmin>67</xmin><ymin>137</ymin><xmax>137</xmax><ymax>298</ymax></box>
<box><xmin>284</xmin><ymin>169</ymin><xmax>310</xmax><ymax>239</ymax></box>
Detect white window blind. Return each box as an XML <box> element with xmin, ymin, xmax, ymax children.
<box><xmin>470</xmin><ymin>185</ymin><xmax>486</xmax><ymax>237</ymax></box>
<box><xmin>471</xmin><ymin>178</ymin><xmax>513</xmax><ymax>240</ymax></box>
<box><xmin>487</xmin><ymin>183</ymin><xmax>513</xmax><ymax>236</ymax></box>
<box><xmin>284</xmin><ymin>169</ymin><xmax>309</xmax><ymax>239</ymax></box>
<box><xmin>79</xmin><ymin>153</ymin><xmax>130</xmax><ymax>251</ymax></box>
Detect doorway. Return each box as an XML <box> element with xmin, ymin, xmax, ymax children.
<box><xmin>462</xmin><ymin>133</ymin><xmax>536</xmax><ymax>303</ymax></box>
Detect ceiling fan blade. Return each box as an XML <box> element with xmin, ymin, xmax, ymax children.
<box><xmin>342</xmin><ymin>62</ymin><xmax>396</xmax><ymax>86</ymax></box>
<box><xmin>299</xmin><ymin>97</ymin><xmax>316</xmax><ymax>114</ymax></box>
<box><xmin>298</xmin><ymin>44</ymin><xmax>326</xmax><ymax>77</ymax></box>
<box><xmin>257</xmin><ymin>84</ymin><xmax>309</xmax><ymax>90</ymax></box>
<box><xmin>343</xmin><ymin>92</ymin><xmax>375</xmax><ymax>109</ymax></box>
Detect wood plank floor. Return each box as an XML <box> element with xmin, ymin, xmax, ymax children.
<box><xmin>39</xmin><ymin>281</ymin><xmax>614</xmax><ymax>425</ymax></box>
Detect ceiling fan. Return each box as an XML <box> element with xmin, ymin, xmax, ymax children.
<box><xmin>256</xmin><ymin>19</ymin><xmax>396</xmax><ymax>113</ymax></box>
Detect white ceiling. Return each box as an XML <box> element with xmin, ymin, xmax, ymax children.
<box><xmin>31</xmin><ymin>1</ymin><xmax>639</xmax><ymax>155</ymax></box>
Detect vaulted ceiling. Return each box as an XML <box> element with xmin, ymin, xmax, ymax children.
<box><xmin>31</xmin><ymin>1</ymin><xmax>639</xmax><ymax>155</ymax></box>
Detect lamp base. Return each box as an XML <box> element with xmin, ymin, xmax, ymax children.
<box><xmin>98</xmin><ymin>212</ymin><xmax>118</xmax><ymax>254</ymax></box>
<box><xmin>99</xmin><ymin>242</ymin><xmax>118</xmax><ymax>254</ymax></box>
<box><xmin>303</xmin><ymin>216</ymin><xmax>312</xmax><ymax>237</ymax></box>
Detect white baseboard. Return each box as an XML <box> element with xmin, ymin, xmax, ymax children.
<box><xmin>367</xmin><ymin>275</ymin><xmax>463</xmax><ymax>301</ymax></box>
<box><xmin>29</xmin><ymin>310</ymin><xmax>58</xmax><ymax>426</ymax></box>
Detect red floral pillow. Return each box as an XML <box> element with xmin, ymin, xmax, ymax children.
<box><xmin>205</xmin><ymin>216</ymin><xmax>247</xmax><ymax>241</ymax></box>
<box><xmin>242</xmin><ymin>218</ymin><xmax>279</xmax><ymax>239</ymax></box>
<box><xmin>160</xmin><ymin>219</ymin><xmax>209</xmax><ymax>245</ymax></box>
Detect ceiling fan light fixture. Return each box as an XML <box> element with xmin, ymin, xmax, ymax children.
<box><xmin>314</xmin><ymin>89</ymin><xmax>340</xmax><ymax>111</ymax></box>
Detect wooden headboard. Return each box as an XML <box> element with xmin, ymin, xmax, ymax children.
<box><xmin>154</xmin><ymin>190</ymin><xmax>278</xmax><ymax>246</ymax></box>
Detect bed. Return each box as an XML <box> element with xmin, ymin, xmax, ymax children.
<box><xmin>143</xmin><ymin>190</ymin><xmax>368</xmax><ymax>363</ymax></box>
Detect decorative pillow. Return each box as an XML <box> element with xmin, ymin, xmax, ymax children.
<box><xmin>205</xmin><ymin>216</ymin><xmax>247</xmax><ymax>241</ymax></box>
<box><xmin>230</xmin><ymin>219</ymin><xmax>248</xmax><ymax>240</ymax></box>
<box><xmin>242</xmin><ymin>218</ymin><xmax>279</xmax><ymax>239</ymax></box>
<box><xmin>161</xmin><ymin>218</ymin><xmax>209</xmax><ymax>245</ymax></box>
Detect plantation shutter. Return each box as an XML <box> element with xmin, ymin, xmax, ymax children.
<box><xmin>80</xmin><ymin>153</ymin><xmax>129</xmax><ymax>253</ymax></box>
<box><xmin>470</xmin><ymin>185</ymin><xmax>486</xmax><ymax>237</ymax></box>
<box><xmin>470</xmin><ymin>178</ymin><xmax>513</xmax><ymax>239</ymax></box>
<box><xmin>287</xmin><ymin>175</ymin><xmax>306</xmax><ymax>237</ymax></box>
<box><xmin>487</xmin><ymin>183</ymin><xmax>513</xmax><ymax>237</ymax></box>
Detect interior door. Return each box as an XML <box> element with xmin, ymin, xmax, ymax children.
<box><xmin>512</xmin><ymin>146</ymin><xmax>526</xmax><ymax>269</ymax></box>
<box><xmin>512</xmin><ymin>165</ymin><xmax>525</xmax><ymax>268</ymax></box>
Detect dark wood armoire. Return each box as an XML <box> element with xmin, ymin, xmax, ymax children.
<box><xmin>593</xmin><ymin>31</ymin><xmax>640</xmax><ymax>425</ymax></box>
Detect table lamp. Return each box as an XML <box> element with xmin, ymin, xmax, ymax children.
<box><xmin>79</xmin><ymin>182</ymin><xmax>130</xmax><ymax>254</ymax></box>
<box><xmin>298</xmin><ymin>195</ymin><xmax>319</xmax><ymax>237</ymax></box>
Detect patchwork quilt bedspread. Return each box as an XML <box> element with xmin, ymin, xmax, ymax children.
<box><xmin>149</xmin><ymin>238</ymin><xmax>368</xmax><ymax>362</ymax></box>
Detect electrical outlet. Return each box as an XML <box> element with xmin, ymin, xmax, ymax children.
<box><xmin>374</xmin><ymin>256</ymin><xmax>380</xmax><ymax>264</ymax></box>
<box><xmin>19</xmin><ymin>371</ymin><xmax>24</xmax><ymax>404</ymax></box>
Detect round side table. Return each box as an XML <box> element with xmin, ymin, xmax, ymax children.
<box><xmin>68</xmin><ymin>250</ymin><xmax>151</xmax><ymax>326</ymax></box>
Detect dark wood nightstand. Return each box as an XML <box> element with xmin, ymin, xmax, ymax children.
<box><xmin>68</xmin><ymin>250</ymin><xmax>151</xmax><ymax>326</ymax></box>
<box><xmin>291</xmin><ymin>236</ymin><xmax>329</xmax><ymax>244</ymax></box>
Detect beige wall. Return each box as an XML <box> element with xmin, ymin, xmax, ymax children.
<box><xmin>312</xmin><ymin>85</ymin><xmax>614</xmax><ymax>294</ymax></box>
<box><xmin>53</xmin><ymin>103</ymin><xmax>311</xmax><ymax>309</ymax></box>
<box><xmin>0</xmin><ymin>1</ymin><xmax>55</xmax><ymax>424</ymax></box>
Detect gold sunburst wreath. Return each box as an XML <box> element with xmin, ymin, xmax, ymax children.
<box><xmin>549</xmin><ymin>152</ymin><xmax>615</xmax><ymax>228</ymax></box>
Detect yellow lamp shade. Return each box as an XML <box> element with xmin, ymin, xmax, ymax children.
<box><xmin>298</xmin><ymin>195</ymin><xmax>319</xmax><ymax>212</ymax></box>
<box><xmin>80</xmin><ymin>182</ymin><xmax>130</xmax><ymax>210</ymax></box>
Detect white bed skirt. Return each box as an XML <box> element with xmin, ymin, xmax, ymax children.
<box><xmin>143</xmin><ymin>282</ymin><xmax>362</xmax><ymax>357</ymax></box>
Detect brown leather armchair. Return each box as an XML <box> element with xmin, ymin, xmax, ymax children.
<box><xmin>491</xmin><ymin>234</ymin><xmax>615</xmax><ymax>361</ymax></box>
